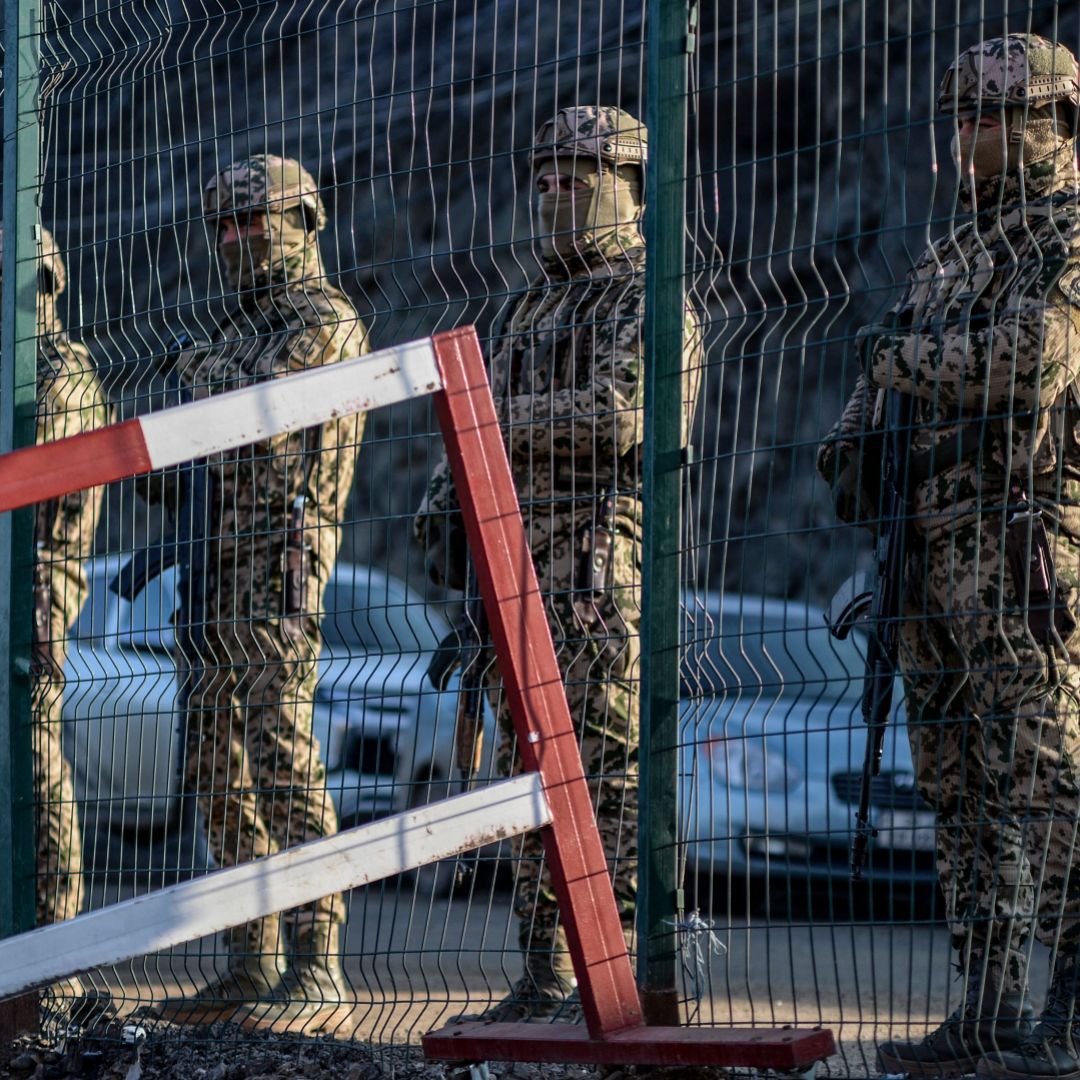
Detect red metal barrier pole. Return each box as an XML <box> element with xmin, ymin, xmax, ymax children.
<box><xmin>425</xmin><ymin>326</ymin><xmax>837</xmax><ymax>1070</ymax></box>
<box><xmin>430</xmin><ymin>326</ymin><xmax>644</xmax><ymax>1038</ymax></box>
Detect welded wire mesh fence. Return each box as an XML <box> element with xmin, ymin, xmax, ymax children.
<box><xmin>5</xmin><ymin>0</ymin><xmax>1080</xmax><ymax>1075</ymax></box>
<box><xmin>679</xmin><ymin>3</ymin><xmax>1080</xmax><ymax>1076</ymax></box>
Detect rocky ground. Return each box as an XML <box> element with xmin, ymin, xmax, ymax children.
<box><xmin>1</xmin><ymin>1019</ymin><xmax>376</xmax><ymax>1080</ymax></box>
<box><xmin>0</xmin><ymin>1019</ymin><xmax>729</xmax><ymax>1080</ymax></box>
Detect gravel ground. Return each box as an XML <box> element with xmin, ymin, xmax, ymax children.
<box><xmin>0</xmin><ymin>1020</ymin><xmax>560</xmax><ymax>1080</ymax></box>
<box><xmin>0</xmin><ymin>1023</ymin><xmax>732</xmax><ymax>1080</ymax></box>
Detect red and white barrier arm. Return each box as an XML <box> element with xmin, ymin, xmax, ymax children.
<box><xmin>0</xmin><ymin>325</ymin><xmax>837</xmax><ymax>1067</ymax></box>
<box><xmin>0</xmin><ymin>338</ymin><xmax>441</xmax><ymax>514</ymax></box>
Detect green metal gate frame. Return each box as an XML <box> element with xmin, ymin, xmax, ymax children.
<box><xmin>639</xmin><ymin>0</ymin><xmax>695</xmax><ymax>1021</ymax></box>
<box><xmin>0</xmin><ymin>0</ymin><xmax>44</xmax><ymax>943</ymax></box>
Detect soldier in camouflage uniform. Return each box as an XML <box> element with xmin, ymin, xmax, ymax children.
<box><xmin>157</xmin><ymin>156</ymin><xmax>369</xmax><ymax>1023</ymax></box>
<box><xmin>31</xmin><ymin>226</ymin><xmax>109</xmax><ymax>932</ymax></box>
<box><xmin>818</xmin><ymin>36</ymin><xmax>1080</xmax><ymax>1080</ymax></box>
<box><xmin>415</xmin><ymin>106</ymin><xmax>700</xmax><ymax>1021</ymax></box>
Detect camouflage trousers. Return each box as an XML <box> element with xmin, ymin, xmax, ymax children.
<box><xmin>490</xmin><ymin>517</ymin><xmax>640</xmax><ymax>958</ymax></box>
<box><xmin>186</xmin><ymin>559</ymin><xmax>343</xmax><ymax>930</ymax></box>
<box><xmin>33</xmin><ymin>482</ymin><xmax>103</xmax><ymax>926</ymax></box>
<box><xmin>32</xmin><ymin>554</ymin><xmax>92</xmax><ymax>925</ymax></box>
<box><xmin>900</xmin><ymin>504</ymin><xmax>1080</xmax><ymax>986</ymax></box>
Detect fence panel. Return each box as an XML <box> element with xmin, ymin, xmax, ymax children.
<box><xmin>678</xmin><ymin>1</ymin><xmax>1080</xmax><ymax>1075</ymax></box>
<box><xmin>4</xmin><ymin>0</ymin><xmax>1080</xmax><ymax>1074</ymax></box>
<box><xmin>20</xmin><ymin>0</ymin><xmax>652</xmax><ymax>1051</ymax></box>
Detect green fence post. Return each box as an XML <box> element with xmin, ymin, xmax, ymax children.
<box><xmin>0</xmin><ymin>0</ymin><xmax>43</xmax><ymax>946</ymax></box>
<box><xmin>639</xmin><ymin>0</ymin><xmax>693</xmax><ymax>1025</ymax></box>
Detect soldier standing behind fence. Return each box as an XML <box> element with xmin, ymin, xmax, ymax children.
<box><xmin>818</xmin><ymin>35</ymin><xmax>1080</xmax><ymax>1080</ymax></box>
<box><xmin>415</xmin><ymin>105</ymin><xmax>700</xmax><ymax>1021</ymax></box>
<box><xmin>154</xmin><ymin>155</ymin><xmax>369</xmax><ymax>1026</ymax></box>
<box><xmin>31</xmin><ymin>227</ymin><xmax>108</xmax><ymax>939</ymax></box>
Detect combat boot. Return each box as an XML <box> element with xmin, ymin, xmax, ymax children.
<box><xmin>250</xmin><ymin>919</ymin><xmax>351</xmax><ymax>1027</ymax></box>
<box><xmin>453</xmin><ymin>929</ymin><xmax>580</xmax><ymax>1023</ymax></box>
<box><xmin>290</xmin><ymin>919</ymin><xmax>349</xmax><ymax>1004</ymax></box>
<box><xmin>158</xmin><ymin>916</ymin><xmax>285</xmax><ymax>1018</ymax></box>
<box><xmin>878</xmin><ymin>953</ymin><xmax>1034</xmax><ymax>1077</ymax></box>
<box><xmin>979</xmin><ymin>956</ymin><xmax>1080</xmax><ymax>1080</ymax></box>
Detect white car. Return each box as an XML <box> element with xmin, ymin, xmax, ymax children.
<box><xmin>61</xmin><ymin>558</ymin><xmax>492</xmax><ymax>854</ymax></box>
<box><xmin>64</xmin><ymin>556</ymin><xmax>182</xmax><ymax>837</ymax></box>
<box><xmin>314</xmin><ymin>564</ymin><xmax>495</xmax><ymax>826</ymax></box>
<box><xmin>679</xmin><ymin>594</ymin><xmax>936</xmax><ymax>891</ymax></box>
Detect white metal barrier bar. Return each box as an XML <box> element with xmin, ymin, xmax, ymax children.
<box><xmin>0</xmin><ymin>773</ymin><xmax>549</xmax><ymax>1000</ymax></box>
<box><xmin>140</xmin><ymin>339</ymin><xmax>440</xmax><ymax>467</ymax></box>
<box><xmin>0</xmin><ymin>338</ymin><xmax>441</xmax><ymax>515</ymax></box>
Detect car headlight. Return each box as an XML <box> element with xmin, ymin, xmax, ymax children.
<box><xmin>704</xmin><ymin>739</ymin><xmax>802</xmax><ymax>792</ymax></box>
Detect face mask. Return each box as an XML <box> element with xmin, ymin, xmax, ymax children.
<box><xmin>1019</xmin><ymin>116</ymin><xmax>1066</xmax><ymax>165</ymax></box>
<box><xmin>952</xmin><ymin>108</ymin><xmax>1067</xmax><ymax>186</ymax></box>
<box><xmin>217</xmin><ymin>210</ymin><xmax>313</xmax><ymax>289</ymax></box>
<box><xmin>951</xmin><ymin>112</ymin><xmax>1014</xmax><ymax>183</ymax></box>
<box><xmin>218</xmin><ymin>236</ymin><xmax>271</xmax><ymax>289</ymax></box>
<box><xmin>535</xmin><ymin>156</ymin><xmax>643</xmax><ymax>259</ymax></box>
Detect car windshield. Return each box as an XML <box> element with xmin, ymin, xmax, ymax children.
<box><xmin>320</xmin><ymin>570</ymin><xmax>447</xmax><ymax>654</ymax></box>
<box><xmin>682</xmin><ymin>597</ymin><xmax>867</xmax><ymax>702</ymax></box>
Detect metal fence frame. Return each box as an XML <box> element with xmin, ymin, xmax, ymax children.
<box><xmin>0</xmin><ymin>0</ymin><xmax>968</xmax><ymax>1060</ymax></box>
<box><xmin>0</xmin><ymin>0</ymin><xmax>697</xmax><ymax>1035</ymax></box>
<box><xmin>0</xmin><ymin>0</ymin><xmax>45</xmax><ymax>947</ymax></box>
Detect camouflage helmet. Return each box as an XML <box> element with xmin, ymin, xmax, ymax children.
<box><xmin>530</xmin><ymin>105</ymin><xmax>648</xmax><ymax>172</ymax></box>
<box><xmin>938</xmin><ymin>34</ymin><xmax>1080</xmax><ymax>118</ymax></box>
<box><xmin>203</xmin><ymin>154</ymin><xmax>327</xmax><ymax>231</ymax></box>
<box><xmin>39</xmin><ymin>225</ymin><xmax>65</xmax><ymax>296</ymax></box>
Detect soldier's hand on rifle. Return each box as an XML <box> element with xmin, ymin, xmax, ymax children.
<box><xmin>856</xmin><ymin>306</ymin><xmax>917</xmax><ymax>371</ymax></box>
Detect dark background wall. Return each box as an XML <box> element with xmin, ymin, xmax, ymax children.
<box><xmin>30</xmin><ymin>0</ymin><xmax>1080</xmax><ymax>604</ymax></box>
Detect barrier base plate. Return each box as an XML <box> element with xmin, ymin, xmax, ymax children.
<box><xmin>423</xmin><ymin>1021</ymin><xmax>837</xmax><ymax>1069</ymax></box>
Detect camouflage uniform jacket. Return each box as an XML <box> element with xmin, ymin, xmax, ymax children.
<box><xmin>177</xmin><ymin>276</ymin><xmax>368</xmax><ymax>573</ymax></box>
<box><xmin>820</xmin><ymin>141</ymin><xmax>1080</xmax><ymax>531</ymax></box>
<box><xmin>419</xmin><ymin>244</ymin><xmax>648</xmax><ymax>543</ymax></box>
<box><xmin>36</xmin><ymin>293</ymin><xmax>109</xmax><ymax>555</ymax></box>
<box><xmin>416</xmin><ymin>242</ymin><xmax>700</xmax><ymax>553</ymax></box>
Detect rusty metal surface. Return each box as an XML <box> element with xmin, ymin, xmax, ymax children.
<box><xmin>430</xmin><ymin>327</ymin><xmax>645</xmax><ymax>1039</ymax></box>
<box><xmin>423</xmin><ymin>1021</ymin><xmax>838</xmax><ymax>1068</ymax></box>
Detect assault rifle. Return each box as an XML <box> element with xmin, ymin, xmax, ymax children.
<box><xmin>826</xmin><ymin>390</ymin><xmax>914</xmax><ymax>881</ymax></box>
<box><xmin>426</xmin><ymin>563</ymin><xmax>489</xmax><ymax>783</ymax></box>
